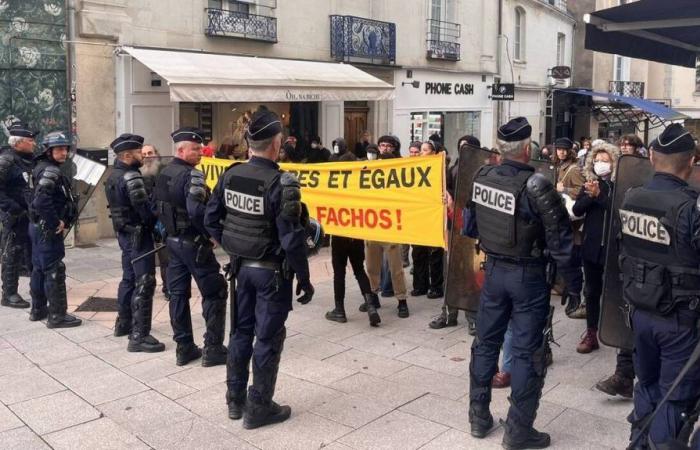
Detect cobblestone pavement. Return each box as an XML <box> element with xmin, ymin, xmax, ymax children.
<box><xmin>0</xmin><ymin>240</ymin><xmax>636</xmax><ymax>449</ymax></box>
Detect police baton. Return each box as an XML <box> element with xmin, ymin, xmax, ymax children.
<box><xmin>130</xmin><ymin>244</ymin><xmax>166</xmax><ymax>265</ymax></box>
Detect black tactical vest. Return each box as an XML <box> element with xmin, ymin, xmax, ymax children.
<box><xmin>154</xmin><ymin>162</ymin><xmax>191</xmax><ymax>236</ymax></box>
<box><xmin>105</xmin><ymin>166</ymin><xmax>139</xmax><ymax>232</ymax></box>
<box><xmin>473</xmin><ymin>165</ymin><xmax>543</xmax><ymax>259</ymax></box>
<box><xmin>220</xmin><ymin>162</ymin><xmax>280</xmax><ymax>260</ymax></box>
<box><xmin>619</xmin><ymin>186</ymin><xmax>700</xmax><ymax>315</ymax></box>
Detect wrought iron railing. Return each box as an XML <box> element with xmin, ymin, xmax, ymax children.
<box><xmin>205</xmin><ymin>7</ymin><xmax>277</xmax><ymax>42</ymax></box>
<box><xmin>330</xmin><ymin>15</ymin><xmax>396</xmax><ymax>65</ymax></box>
<box><xmin>426</xmin><ymin>19</ymin><xmax>460</xmax><ymax>61</ymax></box>
<box><xmin>542</xmin><ymin>0</ymin><xmax>568</xmax><ymax>11</ymax></box>
<box><xmin>609</xmin><ymin>81</ymin><xmax>645</xmax><ymax>98</ymax></box>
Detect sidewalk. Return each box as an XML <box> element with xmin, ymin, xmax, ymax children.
<box><xmin>0</xmin><ymin>240</ymin><xmax>631</xmax><ymax>449</ymax></box>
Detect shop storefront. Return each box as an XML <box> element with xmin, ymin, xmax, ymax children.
<box><xmin>115</xmin><ymin>46</ymin><xmax>394</xmax><ymax>158</ymax></box>
<box><xmin>393</xmin><ymin>69</ymin><xmax>494</xmax><ymax>159</ymax></box>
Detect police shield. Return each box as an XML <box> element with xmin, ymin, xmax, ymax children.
<box><xmin>445</xmin><ymin>145</ymin><xmax>498</xmax><ymax>313</ymax></box>
<box><xmin>64</xmin><ymin>153</ymin><xmax>108</xmax><ymax>223</ymax></box>
<box><xmin>528</xmin><ymin>159</ymin><xmax>556</xmax><ymax>184</ymax></box>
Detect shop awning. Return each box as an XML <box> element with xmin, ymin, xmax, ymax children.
<box><xmin>584</xmin><ymin>0</ymin><xmax>700</xmax><ymax>68</ymax></box>
<box><xmin>122</xmin><ymin>46</ymin><xmax>394</xmax><ymax>102</ymax></box>
<box><xmin>556</xmin><ymin>88</ymin><xmax>688</xmax><ymax>131</ymax></box>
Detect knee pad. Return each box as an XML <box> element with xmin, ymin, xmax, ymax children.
<box><xmin>201</xmin><ymin>272</ymin><xmax>227</xmax><ymax>300</ymax></box>
<box><xmin>135</xmin><ymin>273</ymin><xmax>156</xmax><ymax>298</ymax></box>
<box><xmin>45</xmin><ymin>261</ymin><xmax>66</xmax><ymax>279</ymax></box>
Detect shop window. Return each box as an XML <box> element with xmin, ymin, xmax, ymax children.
<box><xmin>514</xmin><ymin>7</ymin><xmax>526</xmax><ymax>62</ymax></box>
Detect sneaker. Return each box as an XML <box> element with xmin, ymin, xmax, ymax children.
<box><xmin>576</xmin><ymin>328</ymin><xmax>599</xmax><ymax>354</ymax></box>
<box><xmin>569</xmin><ymin>304</ymin><xmax>587</xmax><ymax>319</ymax></box>
<box><xmin>595</xmin><ymin>374</ymin><xmax>633</xmax><ymax>399</ymax></box>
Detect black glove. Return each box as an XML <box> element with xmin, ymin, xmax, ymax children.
<box><xmin>295</xmin><ymin>279</ymin><xmax>314</xmax><ymax>305</ymax></box>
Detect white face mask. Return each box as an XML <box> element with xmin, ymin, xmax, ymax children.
<box><xmin>333</xmin><ymin>144</ymin><xmax>340</xmax><ymax>154</ymax></box>
<box><xmin>367</xmin><ymin>153</ymin><xmax>378</xmax><ymax>160</ymax></box>
<box><xmin>593</xmin><ymin>161</ymin><xmax>612</xmax><ymax>177</ymax></box>
<box><xmin>311</xmin><ymin>143</ymin><xmax>319</xmax><ymax>149</ymax></box>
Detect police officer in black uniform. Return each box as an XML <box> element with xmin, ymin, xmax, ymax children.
<box><xmin>465</xmin><ymin>118</ymin><xmax>578</xmax><ymax>449</ymax></box>
<box><xmin>105</xmin><ymin>134</ymin><xmax>165</xmax><ymax>353</ymax></box>
<box><xmin>204</xmin><ymin>110</ymin><xmax>314</xmax><ymax>429</ymax></box>
<box><xmin>618</xmin><ymin>124</ymin><xmax>700</xmax><ymax>449</ymax></box>
<box><xmin>0</xmin><ymin>123</ymin><xmax>36</xmax><ymax>309</ymax></box>
<box><xmin>28</xmin><ymin>132</ymin><xmax>81</xmax><ymax>328</ymax></box>
<box><xmin>154</xmin><ymin>128</ymin><xmax>227</xmax><ymax>367</ymax></box>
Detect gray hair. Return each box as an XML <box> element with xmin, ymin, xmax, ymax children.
<box><xmin>497</xmin><ymin>138</ymin><xmax>530</xmax><ymax>159</ymax></box>
<box><xmin>175</xmin><ymin>141</ymin><xmax>191</xmax><ymax>152</ymax></box>
<box><xmin>248</xmin><ymin>135</ymin><xmax>278</xmax><ymax>152</ymax></box>
<box><xmin>8</xmin><ymin>136</ymin><xmax>25</xmax><ymax>147</ymax></box>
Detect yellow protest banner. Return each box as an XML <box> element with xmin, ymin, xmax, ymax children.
<box><xmin>198</xmin><ymin>155</ymin><xmax>446</xmax><ymax>248</ymax></box>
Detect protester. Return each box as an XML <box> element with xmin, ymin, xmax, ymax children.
<box><xmin>572</xmin><ymin>142</ymin><xmax>620</xmax><ymax>353</ymax></box>
<box><xmin>307</xmin><ymin>136</ymin><xmax>331</xmax><ymax>163</ymax></box>
<box><xmin>619</xmin><ymin>134</ymin><xmax>645</xmax><ymax>156</ymax></box>
<box><xmin>354</xmin><ymin>131</ymin><xmax>371</xmax><ymax>159</ymax></box>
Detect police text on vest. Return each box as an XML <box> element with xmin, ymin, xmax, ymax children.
<box><xmin>619</xmin><ymin>209</ymin><xmax>670</xmax><ymax>245</ymax></box>
<box><xmin>472</xmin><ymin>183</ymin><xmax>516</xmax><ymax>215</ymax></box>
<box><xmin>225</xmin><ymin>189</ymin><xmax>264</xmax><ymax>216</ymax></box>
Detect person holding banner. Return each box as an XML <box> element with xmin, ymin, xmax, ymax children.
<box><xmin>204</xmin><ymin>110</ymin><xmax>314</xmax><ymax>429</ymax></box>
<box><xmin>466</xmin><ymin>117</ymin><xmax>578</xmax><ymax>449</ymax></box>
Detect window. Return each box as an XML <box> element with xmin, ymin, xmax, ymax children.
<box><xmin>208</xmin><ymin>0</ymin><xmax>250</xmax><ymax>14</ymax></box>
<box><xmin>514</xmin><ymin>7</ymin><xmax>525</xmax><ymax>61</ymax></box>
<box><xmin>556</xmin><ymin>33</ymin><xmax>565</xmax><ymax>65</ymax></box>
<box><xmin>614</xmin><ymin>55</ymin><xmax>630</xmax><ymax>81</ymax></box>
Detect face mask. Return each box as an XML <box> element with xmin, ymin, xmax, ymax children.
<box><xmin>367</xmin><ymin>153</ymin><xmax>377</xmax><ymax>160</ymax></box>
<box><xmin>311</xmin><ymin>143</ymin><xmax>319</xmax><ymax>149</ymax></box>
<box><xmin>333</xmin><ymin>144</ymin><xmax>340</xmax><ymax>154</ymax></box>
<box><xmin>593</xmin><ymin>161</ymin><xmax>611</xmax><ymax>177</ymax></box>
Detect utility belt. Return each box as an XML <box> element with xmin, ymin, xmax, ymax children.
<box><xmin>240</xmin><ymin>258</ymin><xmax>282</xmax><ymax>271</ymax></box>
<box><xmin>484</xmin><ymin>253</ymin><xmax>546</xmax><ymax>269</ymax></box>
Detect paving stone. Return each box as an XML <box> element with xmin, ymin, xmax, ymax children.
<box><xmin>273</xmin><ymin>373</ymin><xmax>346</xmax><ymax>414</ymax></box>
<box><xmin>0</xmin><ymin>426</ymin><xmax>51</xmax><ymax>450</ymax></box>
<box><xmin>542</xmin><ymin>382</ymin><xmax>633</xmax><ymax>423</ymax></box>
<box><xmin>390</xmin><ymin>365</ymin><xmax>468</xmax><ymax>400</ymax></box>
<box><xmin>10</xmin><ymin>390</ymin><xmax>101</xmax><ymax>435</ymax></box>
<box><xmin>395</xmin><ymin>346</ymin><xmax>468</xmax><ymax>378</ymax></box>
<box><xmin>323</xmin><ymin>348</ymin><xmax>411</xmax><ymax>378</ymax></box>
<box><xmin>0</xmin><ymin>403</ymin><xmax>23</xmax><ymax>432</ymax></box>
<box><xmin>310</xmin><ymin>393</ymin><xmax>395</xmax><ymax>428</ymax></box>
<box><xmin>419</xmin><ymin>428</ymin><xmax>504</xmax><ymax>450</ymax></box>
<box><xmin>176</xmin><ymin>383</ymin><xmax>227</xmax><ymax>418</ymax></box>
<box><xmin>122</xmin><ymin>357</ymin><xmax>187</xmax><ymax>383</ymax></box>
<box><xmin>384</xmin><ymin>327</ymin><xmax>463</xmax><ymax>351</ymax></box>
<box><xmin>544</xmin><ymin>407</ymin><xmax>630</xmax><ymax>449</ymax></box>
<box><xmin>22</xmin><ymin>338</ymin><xmax>89</xmax><ymax>366</ymax></box>
<box><xmin>44</xmin><ymin>417</ymin><xmax>148</xmax><ymax>450</ymax></box>
<box><xmin>0</xmin><ymin>367</ymin><xmax>65</xmax><ymax>405</ymax></box>
<box><xmin>168</xmin><ymin>364</ymin><xmax>226</xmax><ymax>391</ymax></box>
<box><xmin>79</xmin><ymin>336</ymin><xmax>125</xmax><ymax>354</ymax></box>
<box><xmin>0</xmin><ymin>311</ymin><xmax>37</xmax><ymax>335</ymax></box>
<box><xmin>399</xmin><ymin>393</ymin><xmax>469</xmax><ymax>432</ymax></box>
<box><xmin>97</xmin><ymin>346</ymin><xmax>166</xmax><ymax>368</ymax></box>
<box><xmin>284</xmin><ymin>333</ymin><xmax>349</xmax><ymax>360</ymax></box>
<box><xmin>287</xmin><ymin>316</ymin><xmax>365</xmax><ymax>343</ymax></box>
<box><xmin>145</xmin><ymin>377</ymin><xmax>197</xmax><ymax>400</ymax></box>
<box><xmin>98</xmin><ymin>390</ymin><xmax>195</xmax><ymax>436</ymax></box>
<box><xmin>340</xmin><ymin>332</ymin><xmax>418</xmax><ymax>359</ymax></box>
<box><xmin>339</xmin><ymin>410</ymin><xmax>448</xmax><ymax>450</ymax></box>
<box><xmin>0</xmin><ymin>347</ymin><xmax>35</xmax><ymax>377</ymax></box>
<box><xmin>55</xmin><ymin>323</ymin><xmax>113</xmax><ymax>343</ymax></box>
<box><xmin>280</xmin><ymin>353</ymin><xmax>357</xmax><ymax>386</ymax></box>
<box><xmin>3</xmin><ymin>327</ymin><xmax>71</xmax><ymax>353</ymax></box>
<box><xmin>331</xmin><ymin>373</ymin><xmax>427</xmax><ymax>408</ymax></box>
<box><xmin>140</xmin><ymin>417</ymin><xmax>254</xmax><ymax>450</ymax></box>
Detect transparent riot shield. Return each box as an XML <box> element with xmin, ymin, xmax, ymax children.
<box><xmin>529</xmin><ymin>159</ymin><xmax>557</xmax><ymax>184</ymax></box>
<box><xmin>599</xmin><ymin>155</ymin><xmax>653</xmax><ymax>350</ymax></box>
<box><xmin>445</xmin><ymin>145</ymin><xmax>498</xmax><ymax>313</ymax></box>
<box><xmin>63</xmin><ymin>153</ymin><xmax>108</xmax><ymax>237</ymax></box>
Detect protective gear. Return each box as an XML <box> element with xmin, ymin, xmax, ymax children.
<box><xmin>295</xmin><ymin>279</ymin><xmax>314</xmax><ymax>304</ymax></box>
<box><xmin>176</xmin><ymin>342</ymin><xmax>202</xmax><ymax>366</ymax></box>
<box><xmin>0</xmin><ymin>153</ymin><xmax>13</xmax><ymax>184</ymax></box>
<box><xmin>188</xmin><ymin>169</ymin><xmax>208</xmax><ymax>204</ymax></box>
<box><xmin>473</xmin><ymin>165</ymin><xmax>543</xmax><ymax>259</ymax></box>
<box><xmin>37</xmin><ymin>165</ymin><xmax>61</xmax><ymax>194</ymax></box>
<box><xmin>126</xmin><ymin>274</ymin><xmax>165</xmax><ymax>353</ymax></box>
<box><xmin>469</xmin><ymin>403</ymin><xmax>494</xmax><ymax>438</ymax></box>
<box><xmin>124</xmin><ymin>171</ymin><xmax>148</xmax><ymax>207</ymax></box>
<box><xmin>220</xmin><ymin>162</ymin><xmax>280</xmax><ymax>259</ymax></box>
<box><xmin>44</xmin><ymin>261</ymin><xmax>82</xmax><ymax>328</ymax></box>
<box><xmin>41</xmin><ymin>131</ymin><xmax>71</xmax><ymax>155</ymax></box>
<box><xmin>304</xmin><ymin>217</ymin><xmax>324</xmax><ymax>256</ymax></box>
<box><xmin>594</xmin><ymin>161</ymin><xmax>612</xmax><ymax>177</ymax></box>
<box><xmin>154</xmin><ymin>162</ymin><xmax>192</xmax><ymax>236</ymax></box>
<box><xmin>279</xmin><ymin>172</ymin><xmax>302</xmax><ymax>222</ymax></box>
<box><xmin>526</xmin><ymin>173</ymin><xmax>570</xmax><ymax>249</ymax></box>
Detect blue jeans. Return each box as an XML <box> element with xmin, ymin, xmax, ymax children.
<box><xmin>502</xmin><ymin>323</ymin><xmax>514</xmax><ymax>373</ymax></box>
<box><xmin>380</xmin><ymin>256</ymin><xmax>393</xmax><ymax>294</ymax></box>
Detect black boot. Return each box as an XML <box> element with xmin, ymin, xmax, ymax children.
<box><xmin>29</xmin><ymin>307</ymin><xmax>48</xmax><ymax>321</ymax></box>
<box><xmin>114</xmin><ymin>316</ymin><xmax>132</xmax><ymax>337</ymax></box>
<box><xmin>397</xmin><ymin>299</ymin><xmax>409</xmax><ymax>318</ymax></box>
<box><xmin>45</xmin><ymin>262</ymin><xmax>81</xmax><ymax>329</ymax></box>
<box><xmin>502</xmin><ymin>422</ymin><xmax>551</xmax><ymax>449</ymax></box>
<box><xmin>1</xmin><ymin>293</ymin><xmax>29</xmax><ymax>308</ymax></box>
<box><xmin>1</xmin><ymin>239</ymin><xmax>29</xmax><ymax>308</ymax></box>
<box><xmin>202</xmin><ymin>285</ymin><xmax>227</xmax><ymax>367</ymax></box>
<box><xmin>362</xmin><ymin>293</ymin><xmax>381</xmax><ymax>326</ymax></box>
<box><xmin>243</xmin><ymin>327</ymin><xmax>290</xmax><ymax>430</ymax></box>
<box><xmin>202</xmin><ymin>344</ymin><xmax>228</xmax><ymax>367</ymax></box>
<box><xmin>176</xmin><ymin>342</ymin><xmax>202</xmax><ymax>366</ymax></box>
<box><xmin>29</xmin><ymin>290</ymin><xmax>48</xmax><ymax>321</ymax></box>
<box><xmin>226</xmin><ymin>390</ymin><xmax>247</xmax><ymax>420</ymax></box>
<box><xmin>359</xmin><ymin>293</ymin><xmax>381</xmax><ymax>312</ymax></box>
<box><xmin>469</xmin><ymin>402</ymin><xmax>494</xmax><ymax>438</ymax></box>
<box><xmin>326</xmin><ymin>295</ymin><xmax>347</xmax><ymax>323</ymax></box>
<box><xmin>226</xmin><ymin>338</ymin><xmax>252</xmax><ymax>420</ymax></box>
<box><xmin>127</xmin><ymin>275</ymin><xmax>165</xmax><ymax>353</ymax></box>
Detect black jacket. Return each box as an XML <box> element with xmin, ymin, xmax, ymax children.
<box><xmin>572</xmin><ymin>179</ymin><xmax>613</xmax><ymax>265</ymax></box>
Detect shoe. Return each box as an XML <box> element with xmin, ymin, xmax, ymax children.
<box><xmin>380</xmin><ymin>290</ymin><xmax>395</xmax><ymax>298</ymax></box>
<box><xmin>113</xmin><ymin>317</ymin><xmax>132</xmax><ymax>337</ymax></box>
<box><xmin>359</xmin><ymin>293</ymin><xmax>381</xmax><ymax>312</ymax></box>
<box><xmin>565</xmin><ymin>293</ymin><xmax>582</xmax><ymax>318</ymax></box>
<box><xmin>576</xmin><ymin>328</ymin><xmax>599</xmax><ymax>354</ymax></box>
<box><xmin>227</xmin><ymin>391</ymin><xmax>246</xmax><ymax>420</ymax></box>
<box><xmin>467</xmin><ymin>317</ymin><xmax>477</xmax><ymax>336</ymax></box>
<box><xmin>325</xmin><ymin>308</ymin><xmax>347</xmax><ymax>323</ymax></box>
<box><xmin>492</xmin><ymin>371</ymin><xmax>511</xmax><ymax>389</ymax></box>
<box><xmin>29</xmin><ymin>308</ymin><xmax>48</xmax><ymax>321</ymax></box>
<box><xmin>469</xmin><ymin>403</ymin><xmax>494</xmax><ymax>438</ymax></box>
<box><xmin>397</xmin><ymin>300</ymin><xmax>409</xmax><ymax>318</ymax></box>
<box><xmin>243</xmin><ymin>398</ymin><xmax>291</xmax><ymax>429</ymax></box>
<box><xmin>427</xmin><ymin>289</ymin><xmax>444</xmax><ymax>299</ymax></box>
<box><xmin>46</xmin><ymin>314</ymin><xmax>82</xmax><ymax>329</ymax></box>
<box><xmin>363</xmin><ymin>294</ymin><xmax>381</xmax><ymax>327</ymax></box>
<box><xmin>429</xmin><ymin>313</ymin><xmax>458</xmax><ymax>329</ymax></box>
<box><xmin>202</xmin><ymin>344</ymin><xmax>228</xmax><ymax>367</ymax></box>
<box><xmin>569</xmin><ymin>304</ymin><xmax>587</xmax><ymax>319</ymax></box>
<box><xmin>127</xmin><ymin>335</ymin><xmax>165</xmax><ymax>353</ymax></box>
<box><xmin>502</xmin><ymin>425</ymin><xmax>551</xmax><ymax>449</ymax></box>
<box><xmin>176</xmin><ymin>342</ymin><xmax>202</xmax><ymax>366</ymax></box>
<box><xmin>595</xmin><ymin>374</ymin><xmax>633</xmax><ymax>399</ymax></box>
<box><xmin>1</xmin><ymin>293</ymin><xmax>30</xmax><ymax>309</ymax></box>
<box><xmin>410</xmin><ymin>289</ymin><xmax>427</xmax><ymax>297</ymax></box>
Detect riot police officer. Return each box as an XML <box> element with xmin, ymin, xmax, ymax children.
<box><xmin>0</xmin><ymin>123</ymin><xmax>36</xmax><ymax>309</ymax></box>
<box><xmin>28</xmin><ymin>132</ymin><xmax>81</xmax><ymax>328</ymax></box>
<box><xmin>154</xmin><ymin>128</ymin><xmax>227</xmax><ymax>367</ymax></box>
<box><xmin>618</xmin><ymin>124</ymin><xmax>700</xmax><ymax>449</ymax></box>
<box><xmin>204</xmin><ymin>110</ymin><xmax>314</xmax><ymax>429</ymax></box>
<box><xmin>105</xmin><ymin>134</ymin><xmax>165</xmax><ymax>353</ymax></box>
<box><xmin>465</xmin><ymin>118</ymin><xmax>579</xmax><ymax>449</ymax></box>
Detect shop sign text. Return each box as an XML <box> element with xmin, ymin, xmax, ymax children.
<box><xmin>424</xmin><ymin>82</ymin><xmax>474</xmax><ymax>96</ymax></box>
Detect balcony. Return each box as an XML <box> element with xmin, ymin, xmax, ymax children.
<box><xmin>609</xmin><ymin>81</ymin><xmax>645</xmax><ymax>98</ymax></box>
<box><xmin>205</xmin><ymin>3</ymin><xmax>277</xmax><ymax>43</ymax></box>
<box><xmin>542</xmin><ymin>0</ymin><xmax>568</xmax><ymax>12</ymax></box>
<box><xmin>426</xmin><ymin>19</ymin><xmax>461</xmax><ymax>61</ymax></box>
<box><xmin>330</xmin><ymin>15</ymin><xmax>396</xmax><ymax>65</ymax></box>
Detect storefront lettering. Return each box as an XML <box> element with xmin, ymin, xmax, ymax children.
<box><xmin>285</xmin><ymin>91</ymin><xmax>322</xmax><ymax>101</ymax></box>
<box><xmin>424</xmin><ymin>82</ymin><xmax>474</xmax><ymax>96</ymax></box>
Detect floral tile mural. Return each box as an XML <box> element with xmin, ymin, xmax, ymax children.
<box><xmin>0</xmin><ymin>0</ymin><xmax>68</xmax><ymax>145</ymax></box>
